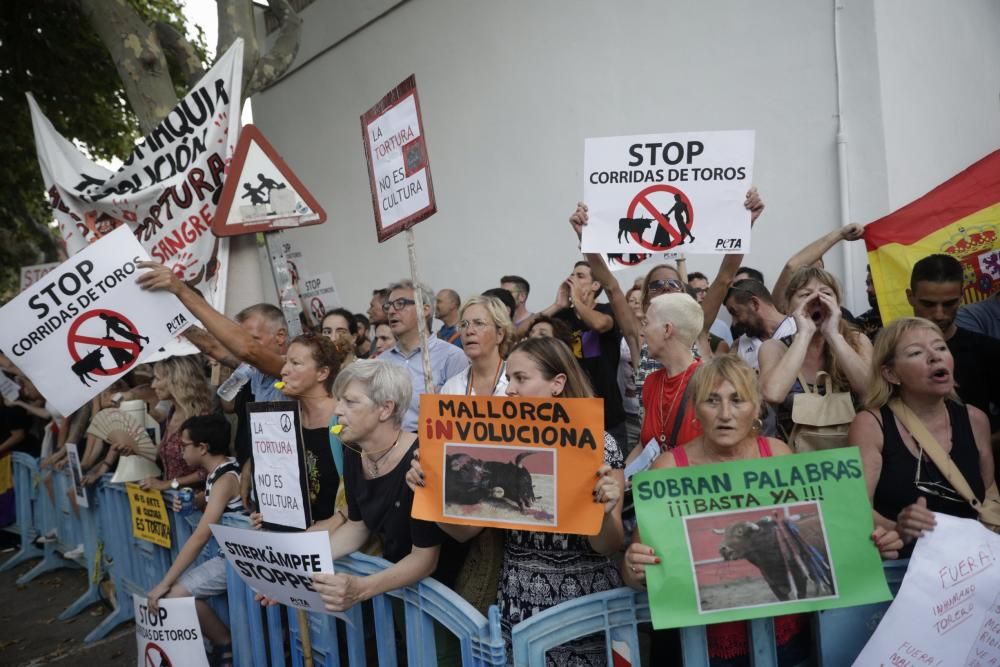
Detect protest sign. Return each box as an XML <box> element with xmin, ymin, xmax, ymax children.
<box><xmin>210</xmin><ymin>523</ymin><xmax>333</xmax><ymax>613</ymax></box>
<box><xmin>633</xmin><ymin>448</ymin><xmax>890</xmax><ymax>629</ymax></box>
<box><xmin>299</xmin><ymin>271</ymin><xmax>342</xmax><ymax>320</ymax></box>
<box><xmin>0</xmin><ymin>372</ymin><xmax>20</xmax><ymax>402</ymax></box>
<box><xmin>20</xmin><ymin>262</ymin><xmax>59</xmax><ymax>291</ymax></box>
<box><xmin>854</xmin><ymin>514</ymin><xmax>1000</xmax><ymax>666</ymax></box>
<box><xmin>212</xmin><ymin>124</ymin><xmax>326</xmax><ymax>236</ymax></box>
<box><xmin>605</xmin><ymin>252</ymin><xmax>679</xmax><ymax>272</ymax></box>
<box><xmin>0</xmin><ymin>226</ymin><xmax>194</xmax><ymax>415</ymax></box>
<box><xmin>866</xmin><ymin>149</ymin><xmax>1000</xmax><ymax>324</ymax></box>
<box><xmin>0</xmin><ymin>455</ymin><xmax>11</xmax><ymax>498</ymax></box>
<box><xmin>126</xmin><ymin>482</ymin><xmax>171</xmax><ymax>549</ymax></box>
<box><xmin>27</xmin><ymin>40</ymin><xmax>244</xmax><ymax>355</ymax></box>
<box><xmin>133</xmin><ymin>594</ymin><xmax>209</xmax><ymax>667</ymax></box>
<box><xmin>412</xmin><ymin>395</ymin><xmax>606</xmax><ymax>534</ymax></box>
<box><xmin>65</xmin><ymin>442</ymin><xmax>88</xmax><ymax>509</ymax></box>
<box><xmin>249</xmin><ymin>402</ymin><xmax>312</xmax><ymax>530</ymax></box>
<box><xmin>581</xmin><ymin>130</ymin><xmax>754</xmax><ymax>255</ymax></box>
<box><xmin>361</xmin><ymin>75</ymin><xmax>437</xmax><ymax>242</ymax></box>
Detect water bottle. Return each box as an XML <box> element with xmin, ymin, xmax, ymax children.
<box><xmin>178</xmin><ymin>487</ymin><xmax>194</xmax><ymax>516</ymax></box>
<box><xmin>217</xmin><ymin>363</ymin><xmax>252</xmax><ymax>401</ymax></box>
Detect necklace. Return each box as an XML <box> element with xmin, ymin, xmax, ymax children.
<box><xmin>657</xmin><ymin>363</ymin><xmax>697</xmax><ymax>446</ymax></box>
<box><xmin>342</xmin><ymin>431</ymin><xmax>403</xmax><ymax>476</ymax></box>
<box><xmin>466</xmin><ymin>359</ymin><xmax>505</xmax><ymax>396</ymax></box>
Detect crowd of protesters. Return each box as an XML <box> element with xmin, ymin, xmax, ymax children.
<box><xmin>2</xmin><ymin>188</ymin><xmax>999</xmax><ymax>667</ymax></box>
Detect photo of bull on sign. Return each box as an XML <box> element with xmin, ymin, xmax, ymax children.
<box><xmin>442</xmin><ymin>443</ymin><xmax>556</xmax><ymax>526</ymax></box>
<box><xmin>688</xmin><ymin>502</ymin><xmax>835</xmax><ymax>612</ymax></box>
<box><xmin>621</xmin><ymin>355</ymin><xmax>902</xmax><ymax>665</ymax></box>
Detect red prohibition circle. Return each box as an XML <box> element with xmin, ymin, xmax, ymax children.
<box><xmin>144</xmin><ymin>641</ymin><xmax>172</xmax><ymax>667</ymax></box>
<box><xmin>609</xmin><ymin>253</ymin><xmax>651</xmax><ymax>267</ymax></box>
<box><xmin>66</xmin><ymin>309</ymin><xmax>142</xmax><ymax>376</ymax></box>
<box><xmin>626</xmin><ymin>184</ymin><xmax>694</xmax><ymax>252</ymax></box>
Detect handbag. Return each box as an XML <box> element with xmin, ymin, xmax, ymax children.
<box><xmin>789</xmin><ymin>372</ymin><xmax>855</xmax><ymax>452</ymax></box>
<box><xmin>888</xmin><ymin>399</ymin><xmax>1000</xmax><ymax>532</ymax></box>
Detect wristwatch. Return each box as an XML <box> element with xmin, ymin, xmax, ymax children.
<box><xmin>170</xmin><ymin>478</ymin><xmax>179</xmax><ymax>490</ymax></box>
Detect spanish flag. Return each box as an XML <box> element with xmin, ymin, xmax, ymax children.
<box><xmin>865</xmin><ymin>149</ymin><xmax>1000</xmax><ymax>324</ymax></box>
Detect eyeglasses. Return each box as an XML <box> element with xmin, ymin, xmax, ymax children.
<box><xmin>914</xmin><ymin>445</ymin><xmax>964</xmax><ymax>504</ymax></box>
<box><xmin>381</xmin><ymin>298</ymin><xmax>416</xmax><ymax>313</ymax></box>
<box><xmin>647</xmin><ymin>279</ymin><xmax>684</xmax><ymax>294</ymax></box>
<box><xmin>458</xmin><ymin>318</ymin><xmax>494</xmax><ymax>332</ymax></box>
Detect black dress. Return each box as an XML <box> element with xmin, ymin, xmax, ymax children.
<box><xmin>302</xmin><ymin>426</ymin><xmax>340</xmax><ymax>522</ymax></box>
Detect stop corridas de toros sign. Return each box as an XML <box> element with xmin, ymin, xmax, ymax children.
<box><xmin>0</xmin><ymin>227</ymin><xmax>194</xmax><ymax>415</ymax></box>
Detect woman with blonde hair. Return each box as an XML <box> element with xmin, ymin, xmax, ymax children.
<box><xmin>141</xmin><ymin>355</ymin><xmax>215</xmax><ymax>491</ymax></box>
<box><xmin>440</xmin><ymin>295</ymin><xmax>515</xmax><ymax>396</ymax></box>
<box><xmin>849</xmin><ymin>317</ymin><xmax>994</xmax><ymax>549</ymax></box>
<box><xmin>759</xmin><ymin>266</ymin><xmax>873</xmax><ymax>440</ymax></box>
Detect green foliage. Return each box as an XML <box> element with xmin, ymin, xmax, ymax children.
<box><xmin>0</xmin><ymin>0</ymin><xmax>207</xmax><ymax>301</ymax></box>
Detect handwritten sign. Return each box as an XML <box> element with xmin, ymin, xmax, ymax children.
<box><xmin>126</xmin><ymin>482</ymin><xmax>171</xmax><ymax>549</ymax></box>
<box><xmin>854</xmin><ymin>513</ymin><xmax>1000</xmax><ymax>666</ymax></box>
<box><xmin>249</xmin><ymin>402</ymin><xmax>311</xmax><ymax>530</ymax></box>
<box><xmin>633</xmin><ymin>448</ymin><xmax>890</xmax><ymax>629</ymax></box>
<box><xmin>210</xmin><ymin>524</ymin><xmax>333</xmax><ymax>613</ymax></box>
<box><xmin>412</xmin><ymin>395</ymin><xmax>605</xmax><ymax>534</ymax></box>
<box><xmin>132</xmin><ymin>594</ymin><xmax>209</xmax><ymax>667</ymax></box>
<box><xmin>65</xmin><ymin>443</ymin><xmax>88</xmax><ymax>509</ymax></box>
<box><xmin>581</xmin><ymin>130</ymin><xmax>754</xmax><ymax>255</ymax></box>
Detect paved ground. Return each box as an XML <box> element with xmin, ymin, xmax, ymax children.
<box><xmin>0</xmin><ymin>533</ymin><xmax>133</xmax><ymax>667</ymax></box>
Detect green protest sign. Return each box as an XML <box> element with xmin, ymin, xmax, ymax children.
<box><xmin>633</xmin><ymin>448</ymin><xmax>891</xmax><ymax>629</ymax></box>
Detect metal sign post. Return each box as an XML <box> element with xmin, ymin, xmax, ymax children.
<box><xmin>262</xmin><ymin>231</ymin><xmax>304</xmax><ymax>337</ymax></box>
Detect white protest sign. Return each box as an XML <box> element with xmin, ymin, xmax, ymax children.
<box><xmin>0</xmin><ymin>372</ymin><xmax>20</xmax><ymax>402</ymax></box>
<box><xmin>0</xmin><ymin>226</ymin><xmax>194</xmax><ymax>415</ymax></box>
<box><xmin>300</xmin><ymin>271</ymin><xmax>342</xmax><ymax>321</ymax></box>
<box><xmin>210</xmin><ymin>523</ymin><xmax>333</xmax><ymax>613</ymax></box>
<box><xmin>249</xmin><ymin>402</ymin><xmax>310</xmax><ymax>530</ymax></box>
<box><xmin>20</xmin><ymin>262</ymin><xmax>60</xmax><ymax>291</ymax></box>
<box><xmin>28</xmin><ymin>41</ymin><xmax>244</xmax><ymax>357</ymax></box>
<box><xmin>65</xmin><ymin>442</ymin><xmax>88</xmax><ymax>509</ymax></box>
<box><xmin>854</xmin><ymin>513</ymin><xmax>1000</xmax><ymax>666</ymax></box>
<box><xmin>133</xmin><ymin>594</ymin><xmax>210</xmax><ymax>667</ymax></box>
<box><xmin>361</xmin><ymin>75</ymin><xmax>437</xmax><ymax>242</ymax></box>
<box><xmin>605</xmin><ymin>252</ymin><xmax>680</xmax><ymax>273</ymax></box>
<box><xmin>581</xmin><ymin>130</ymin><xmax>754</xmax><ymax>255</ymax></box>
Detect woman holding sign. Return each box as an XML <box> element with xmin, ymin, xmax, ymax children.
<box><xmin>622</xmin><ymin>356</ymin><xmax>901</xmax><ymax>665</ymax></box>
<box><xmin>408</xmin><ymin>337</ymin><xmax>625</xmax><ymax>665</ymax></box>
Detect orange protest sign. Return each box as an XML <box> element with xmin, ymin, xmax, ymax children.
<box><xmin>412</xmin><ymin>395</ymin><xmax>605</xmax><ymax>535</ymax></box>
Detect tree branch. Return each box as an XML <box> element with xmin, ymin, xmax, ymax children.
<box><xmin>79</xmin><ymin>0</ymin><xmax>179</xmax><ymax>133</ymax></box>
<box><xmin>217</xmin><ymin>0</ymin><xmax>260</xmax><ymax>95</ymax></box>
<box><xmin>154</xmin><ymin>21</ymin><xmax>205</xmax><ymax>88</ymax></box>
<box><xmin>246</xmin><ymin>0</ymin><xmax>302</xmax><ymax>97</ymax></box>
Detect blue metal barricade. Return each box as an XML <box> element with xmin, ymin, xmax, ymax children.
<box><xmin>57</xmin><ymin>470</ymin><xmax>105</xmax><ymax>621</ymax></box>
<box><xmin>164</xmin><ymin>489</ymin><xmax>230</xmax><ymax>628</ymax></box>
<box><xmin>15</xmin><ymin>466</ymin><xmax>80</xmax><ymax>584</ymax></box>
<box><xmin>0</xmin><ymin>453</ymin><xmax>43</xmax><ymax>573</ymax></box>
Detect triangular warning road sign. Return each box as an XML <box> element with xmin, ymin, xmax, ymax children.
<box><xmin>211</xmin><ymin>124</ymin><xmax>327</xmax><ymax>237</ymax></box>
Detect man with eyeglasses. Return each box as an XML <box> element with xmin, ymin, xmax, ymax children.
<box><xmin>434</xmin><ymin>289</ymin><xmax>463</xmax><ymax>348</ymax></box>
<box><xmin>500</xmin><ymin>275</ymin><xmax>534</xmax><ymax>336</ymax></box>
<box><xmin>381</xmin><ymin>280</ymin><xmax>469</xmax><ymax>431</ymax></box>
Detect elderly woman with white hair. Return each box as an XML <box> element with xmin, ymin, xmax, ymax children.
<box><xmin>312</xmin><ymin>359</ymin><xmax>451</xmax><ymax>612</ymax></box>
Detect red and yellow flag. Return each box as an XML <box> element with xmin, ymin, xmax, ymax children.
<box><xmin>865</xmin><ymin>149</ymin><xmax>1000</xmax><ymax>324</ymax></box>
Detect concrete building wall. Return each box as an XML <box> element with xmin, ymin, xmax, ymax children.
<box><xmin>243</xmin><ymin>0</ymin><xmax>999</xmax><ymax>318</ymax></box>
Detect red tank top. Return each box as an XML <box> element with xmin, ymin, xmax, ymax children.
<box><xmin>672</xmin><ymin>436</ymin><xmax>805</xmax><ymax>660</ymax></box>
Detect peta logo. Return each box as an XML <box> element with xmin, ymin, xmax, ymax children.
<box><xmin>715</xmin><ymin>238</ymin><xmax>743</xmax><ymax>250</ymax></box>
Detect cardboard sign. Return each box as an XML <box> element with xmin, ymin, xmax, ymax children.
<box><xmin>212</xmin><ymin>124</ymin><xmax>326</xmax><ymax>236</ymax></box>
<box><xmin>133</xmin><ymin>594</ymin><xmax>209</xmax><ymax>667</ymax></box>
<box><xmin>0</xmin><ymin>455</ymin><xmax>11</xmax><ymax>496</ymax></box>
<box><xmin>65</xmin><ymin>442</ymin><xmax>88</xmax><ymax>509</ymax></box>
<box><xmin>210</xmin><ymin>523</ymin><xmax>333</xmax><ymax>613</ymax></box>
<box><xmin>19</xmin><ymin>262</ymin><xmax>59</xmax><ymax>291</ymax></box>
<box><xmin>0</xmin><ymin>371</ymin><xmax>20</xmax><ymax>402</ymax></box>
<box><xmin>126</xmin><ymin>482</ymin><xmax>171</xmax><ymax>549</ymax></box>
<box><xmin>854</xmin><ymin>514</ymin><xmax>1000</xmax><ymax>666</ymax></box>
<box><xmin>412</xmin><ymin>395</ymin><xmax>606</xmax><ymax>534</ymax></box>
<box><xmin>633</xmin><ymin>448</ymin><xmax>890</xmax><ymax>629</ymax></box>
<box><xmin>581</xmin><ymin>130</ymin><xmax>754</xmax><ymax>255</ymax></box>
<box><xmin>28</xmin><ymin>41</ymin><xmax>243</xmax><ymax>357</ymax></box>
<box><xmin>0</xmin><ymin>227</ymin><xmax>194</xmax><ymax>415</ymax></box>
<box><xmin>249</xmin><ymin>402</ymin><xmax>312</xmax><ymax>530</ymax></box>
<box><xmin>361</xmin><ymin>75</ymin><xmax>437</xmax><ymax>242</ymax></box>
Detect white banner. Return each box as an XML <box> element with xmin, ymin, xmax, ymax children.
<box><xmin>854</xmin><ymin>514</ymin><xmax>1000</xmax><ymax>665</ymax></box>
<box><xmin>251</xmin><ymin>407</ymin><xmax>308</xmax><ymax>530</ymax></box>
<box><xmin>0</xmin><ymin>227</ymin><xmax>194</xmax><ymax>415</ymax></box>
<box><xmin>581</xmin><ymin>130</ymin><xmax>754</xmax><ymax>255</ymax></box>
<box><xmin>210</xmin><ymin>524</ymin><xmax>334</xmax><ymax>614</ymax></box>
<box><xmin>65</xmin><ymin>442</ymin><xmax>88</xmax><ymax>508</ymax></box>
<box><xmin>133</xmin><ymin>594</ymin><xmax>210</xmax><ymax>667</ymax></box>
<box><xmin>20</xmin><ymin>262</ymin><xmax>60</xmax><ymax>291</ymax></box>
<box><xmin>28</xmin><ymin>40</ymin><xmax>244</xmax><ymax>356</ymax></box>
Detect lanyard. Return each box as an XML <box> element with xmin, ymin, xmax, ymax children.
<box><xmin>465</xmin><ymin>359</ymin><xmax>506</xmax><ymax>396</ymax></box>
